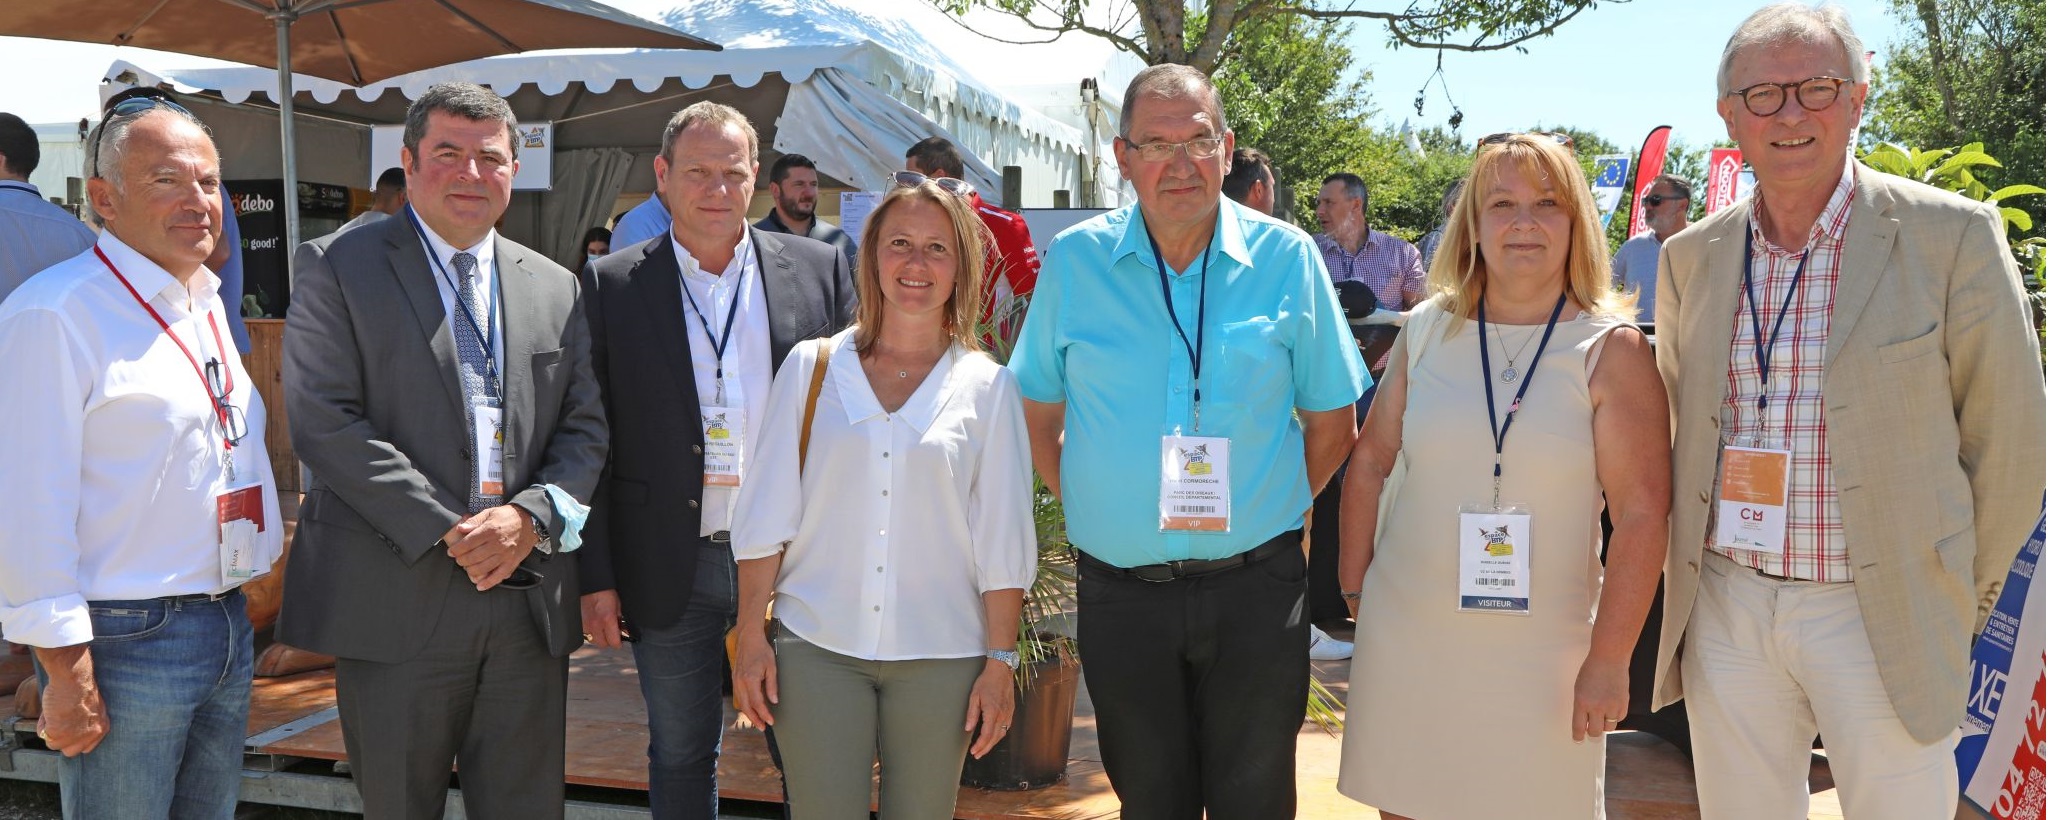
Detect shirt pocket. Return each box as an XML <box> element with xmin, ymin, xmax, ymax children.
<box><xmin>1216</xmin><ymin>318</ymin><xmax>1289</xmax><ymax>405</ymax></box>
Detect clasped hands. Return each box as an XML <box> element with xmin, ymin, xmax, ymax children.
<box><xmin>442</xmin><ymin>504</ymin><xmax>538</xmax><ymax>591</ymax></box>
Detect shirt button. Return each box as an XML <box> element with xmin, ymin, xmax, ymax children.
<box><xmin>873</xmin><ymin>605</ymin><xmax>881</xmax><ymax>612</ymax></box>
<box><xmin>878</xmin><ymin>529</ymin><xmax>886</xmax><ymax>536</ymax></box>
<box><xmin>881</xmin><ymin>490</ymin><xmax>889</xmax><ymax>497</ymax></box>
<box><xmin>876</xmin><ymin>566</ymin><xmax>884</xmax><ymax>573</ymax></box>
<box><xmin>883</xmin><ymin>452</ymin><xmax>890</xmax><ymax>458</ymax></box>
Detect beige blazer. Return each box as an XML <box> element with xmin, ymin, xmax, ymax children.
<box><xmin>1652</xmin><ymin>166</ymin><xmax>2046</xmax><ymax>744</ymax></box>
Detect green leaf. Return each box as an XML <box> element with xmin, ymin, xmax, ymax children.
<box><xmin>2001</xmin><ymin>207</ymin><xmax>2034</xmax><ymax>232</ymax></box>
<box><xmin>1990</xmin><ymin>185</ymin><xmax>2048</xmax><ymax>201</ymax></box>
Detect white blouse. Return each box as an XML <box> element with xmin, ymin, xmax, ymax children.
<box><xmin>732</xmin><ymin>328</ymin><xmax>1037</xmax><ymax>661</ymax></box>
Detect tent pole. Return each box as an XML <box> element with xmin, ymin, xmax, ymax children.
<box><xmin>275</xmin><ymin>10</ymin><xmax>300</xmax><ymax>288</ymax></box>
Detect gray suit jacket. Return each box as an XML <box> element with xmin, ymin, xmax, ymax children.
<box><xmin>278</xmin><ymin>215</ymin><xmax>608</xmax><ymax>662</ymax></box>
<box><xmin>1653</xmin><ymin>167</ymin><xmax>2046</xmax><ymax>742</ymax></box>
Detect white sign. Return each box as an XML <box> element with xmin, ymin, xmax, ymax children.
<box><xmin>370</xmin><ymin>122</ymin><xmax>554</xmax><ymax>191</ymax></box>
<box><xmin>838</xmin><ymin>191</ymin><xmax>883</xmax><ymax>248</ymax></box>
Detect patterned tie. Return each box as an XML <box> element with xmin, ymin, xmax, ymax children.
<box><xmin>452</xmin><ymin>251</ymin><xmax>501</xmax><ymax>513</ymax></box>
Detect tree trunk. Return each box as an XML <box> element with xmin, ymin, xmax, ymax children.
<box><xmin>1913</xmin><ymin>0</ymin><xmax>1962</xmax><ymax>144</ymax></box>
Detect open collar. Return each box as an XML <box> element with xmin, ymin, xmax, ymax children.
<box><xmin>97</xmin><ymin>230</ymin><xmax>220</xmax><ymax>310</ymax></box>
<box><xmin>831</xmin><ymin>331</ymin><xmax>966</xmax><ymax>434</ymax></box>
<box><xmin>1112</xmin><ymin>199</ymin><xmax>1255</xmax><ymax>274</ymax></box>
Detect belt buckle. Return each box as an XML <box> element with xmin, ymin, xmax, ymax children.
<box><xmin>1149</xmin><ymin>560</ymin><xmax>1191</xmax><ymax>582</ymax></box>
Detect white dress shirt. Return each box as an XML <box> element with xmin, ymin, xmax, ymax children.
<box><xmin>0</xmin><ymin>232</ymin><xmax>282</xmax><ymax>648</ymax></box>
<box><xmin>672</xmin><ymin>233</ymin><xmax>772</xmax><ymax>535</ymax></box>
<box><xmin>408</xmin><ymin>210</ymin><xmax>505</xmax><ymax>386</ymax></box>
<box><xmin>0</xmin><ymin>181</ymin><xmax>97</xmax><ymax>304</ymax></box>
<box><xmin>732</xmin><ymin>329</ymin><xmax>1037</xmax><ymax>661</ymax></box>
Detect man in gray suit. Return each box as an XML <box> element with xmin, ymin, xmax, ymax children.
<box><xmin>280</xmin><ymin>82</ymin><xmax>608</xmax><ymax>819</ymax></box>
<box><xmin>578</xmin><ymin>101</ymin><xmax>855</xmax><ymax>819</ymax></box>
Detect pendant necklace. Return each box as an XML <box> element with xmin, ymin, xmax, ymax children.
<box><xmin>1489</xmin><ymin>316</ymin><xmax>1542</xmax><ymax>383</ymax></box>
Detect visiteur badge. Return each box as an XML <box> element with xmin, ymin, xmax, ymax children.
<box><xmin>1458</xmin><ymin>504</ymin><xmax>1532</xmax><ymax>614</ymax></box>
<box><xmin>1715</xmin><ymin>445</ymin><xmax>1791</xmax><ymax>554</ymax></box>
<box><xmin>1159</xmin><ymin>435</ymin><xmax>1230</xmax><ymax>533</ymax></box>
<box><xmin>701</xmin><ymin>406</ymin><xmax>746</xmax><ymax>487</ymax></box>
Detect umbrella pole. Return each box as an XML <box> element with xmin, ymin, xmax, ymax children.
<box><xmin>274</xmin><ymin>11</ymin><xmax>299</xmax><ymax>287</ymax></box>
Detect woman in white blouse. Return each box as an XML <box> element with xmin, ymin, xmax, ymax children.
<box><xmin>730</xmin><ymin>180</ymin><xmax>1038</xmax><ymax>819</ymax></box>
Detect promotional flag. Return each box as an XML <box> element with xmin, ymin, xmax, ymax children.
<box><xmin>1707</xmin><ymin>148</ymin><xmax>1746</xmax><ymax>214</ymax></box>
<box><xmin>1628</xmin><ymin>126</ymin><xmax>1674</xmax><ymax>237</ymax></box>
<box><xmin>1959</xmin><ymin>503</ymin><xmax>2046</xmax><ymax>818</ymax></box>
<box><xmin>1592</xmin><ymin>155</ymin><xmax>1631</xmax><ymax>227</ymax></box>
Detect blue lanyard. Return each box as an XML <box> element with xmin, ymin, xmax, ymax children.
<box><xmin>1148</xmin><ymin>229</ymin><xmax>1211</xmax><ymax>432</ymax></box>
<box><xmin>1739</xmin><ymin>229</ymin><xmax>1810</xmax><ymax>425</ymax></box>
<box><xmin>1477</xmin><ymin>292</ymin><xmax>1568</xmax><ymax>508</ymax></box>
<box><xmin>677</xmin><ymin>246</ymin><xmax>750</xmax><ymax>404</ymax></box>
<box><xmin>0</xmin><ymin>183</ymin><xmax>36</xmax><ymax>197</ymax></box>
<box><xmin>406</xmin><ymin>207</ymin><xmax>500</xmax><ymax>387</ymax></box>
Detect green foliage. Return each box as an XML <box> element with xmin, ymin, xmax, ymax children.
<box><xmin>1208</xmin><ymin>14</ymin><xmax>1376</xmax><ymax>231</ymax></box>
<box><xmin>1860</xmin><ymin>142</ymin><xmax>2047</xmax><ymax>233</ymax></box>
<box><xmin>1351</xmin><ymin>126</ymin><xmax>1475</xmax><ymax>242</ymax></box>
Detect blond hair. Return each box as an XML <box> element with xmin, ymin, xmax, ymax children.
<box><xmin>852</xmin><ymin>183</ymin><xmax>990</xmax><ymax>353</ymax></box>
<box><xmin>1427</xmin><ymin>133</ymin><xmax>1632</xmax><ymax>332</ymax></box>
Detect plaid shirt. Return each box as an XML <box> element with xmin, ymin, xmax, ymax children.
<box><xmin>1315</xmin><ymin>230</ymin><xmax>1426</xmax><ymax>371</ymax></box>
<box><xmin>1709</xmin><ymin>160</ymin><xmax>1857</xmax><ymax>581</ymax></box>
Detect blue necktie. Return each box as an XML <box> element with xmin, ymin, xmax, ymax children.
<box><xmin>453</xmin><ymin>251</ymin><xmax>500</xmax><ymax>513</ymax></box>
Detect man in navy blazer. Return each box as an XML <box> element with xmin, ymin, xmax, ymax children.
<box><xmin>577</xmin><ymin>101</ymin><xmax>856</xmax><ymax>820</ymax></box>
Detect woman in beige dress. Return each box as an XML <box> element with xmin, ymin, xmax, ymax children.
<box><xmin>1335</xmin><ymin>133</ymin><xmax>1671</xmax><ymax>819</ymax></box>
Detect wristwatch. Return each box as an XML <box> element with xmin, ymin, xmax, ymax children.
<box><xmin>526</xmin><ymin>508</ymin><xmax>554</xmax><ymax>555</ymax></box>
<box><xmin>986</xmin><ymin>648</ymin><xmax>1021</xmax><ymax>671</ymax></box>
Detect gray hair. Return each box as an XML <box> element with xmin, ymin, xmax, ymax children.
<box><xmin>402</xmin><ymin>82</ymin><xmax>520</xmax><ymax>164</ymax></box>
<box><xmin>85</xmin><ymin>105</ymin><xmax>214</xmax><ymax>228</ymax></box>
<box><xmin>1118</xmin><ymin>64</ymin><xmax>1230</xmax><ymax>139</ymax></box>
<box><xmin>1718</xmin><ymin>3</ymin><xmax>1869</xmax><ymax>96</ymax></box>
<box><xmin>660</xmin><ymin>101</ymin><xmax>759</xmax><ymax>165</ymax></box>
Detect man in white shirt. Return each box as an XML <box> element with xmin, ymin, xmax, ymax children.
<box><xmin>0</xmin><ymin>111</ymin><xmax>96</xmax><ymax>303</ymax></box>
<box><xmin>0</xmin><ymin>96</ymin><xmax>282</xmax><ymax>819</ymax></box>
<box><xmin>578</xmin><ymin>101</ymin><xmax>855</xmax><ymax>819</ymax></box>
<box><xmin>1612</xmin><ymin>174</ymin><xmax>1691</xmax><ymax>328</ymax></box>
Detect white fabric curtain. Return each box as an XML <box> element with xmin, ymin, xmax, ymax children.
<box><xmin>537</xmin><ymin>147</ymin><xmax>636</xmax><ymax>267</ymax></box>
<box><xmin>776</xmin><ymin>68</ymin><xmax>1000</xmax><ymax>198</ymax></box>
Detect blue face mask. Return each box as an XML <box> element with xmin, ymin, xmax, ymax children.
<box><xmin>586</xmin><ymin>252</ymin><xmax>602</xmax><ymax>265</ymax></box>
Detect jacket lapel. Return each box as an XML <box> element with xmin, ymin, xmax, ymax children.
<box><xmin>1824</xmin><ymin>169</ymin><xmax>1899</xmax><ymax>368</ymax></box>
<box><xmin>495</xmin><ymin>235</ymin><xmax>535</xmax><ymax>464</ymax></box>
<box><xmin>386</xmin><ymin>228</ymin><xmax>466</xmax><ymax>424</ymax></box>
<box><xmin>751</xmin><ymin>227</ymin><xmax>811</xmax><ymax>372</ymax></box>
<box><xmin>1691</xmin><ymin>203</ymin><xmax>1749</xmax><ymax>421</ymax></box>
<box><xmin>632</xmin><ymin>237</ymin><xmax>699</xmax><ymax>402</ymax></box>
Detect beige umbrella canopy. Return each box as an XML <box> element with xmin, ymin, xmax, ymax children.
<box><xmin>0</xmin><ymin>0</ymin><xmax>719</xmax><ymax>261</ymax></box>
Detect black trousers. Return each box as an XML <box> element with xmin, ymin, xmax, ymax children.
<box><xmin>1306</xmin><ymin>465</ymin><xmax>1350</xmax><ymax>624</ymax></box>
<box><xmin>1075</xmin><ymin>533</ymin><xmax>1309</xmax><ymax>820</ymax></box>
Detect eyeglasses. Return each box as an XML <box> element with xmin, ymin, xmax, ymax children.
<box><xmin>92</xmin><ymin>95</ymin><xmax>194</xmax><ymax>179</ymax></box>
<box><xmin>203</xmin><ymin>358</ymin><xmax>249</xmax><ymax>446</ymax></box>
<box><xmin>893</xmin><ymin>171</ymin><xmax>974</xmax><ymax>198</ymax></box>
<box><xmin>1121</xmin><ymin>136</ymin><xmax>1227</xmax><ymax>163</ymax></box>
<box><xmin>1480</xmin><ymin>131</ymin><xmax>1576</xmax><ymax>151</ymax></box>
<box><xmin>1641</xmin><ymin>193</ymin><xmax>1690</xmax><ymax>207</ymax></box>
<box><xmin>1727</xmin><ymin>76</ymin><xmax>1849</xmax><ymax>117</ymax></box>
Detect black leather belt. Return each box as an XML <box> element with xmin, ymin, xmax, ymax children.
<box><xmin>705</xmin><ymin>531</ymin><xmax>732</xmax><ymax>546</ymax></box>
<box><xmin>1078</xmin><ymin>530</ymin><xmax>1300</xmax><ymax>583</ymax></box>
<box><xmin>159</xmin><ymin>588</ymin><xmax>242</xmax><ymax>604</ymax></box>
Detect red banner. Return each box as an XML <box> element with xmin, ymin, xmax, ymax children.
<box><xmin>1707</xmin><ymin>148</ymin><xmax>1745</xmax><ymax>215</ymax></box>
<box><xmin>1628</xmin><ymin>126</ymin><xmax>1673</xmax><ymax>237</ymax></box>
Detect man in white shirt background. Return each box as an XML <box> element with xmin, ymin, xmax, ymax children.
<box><xmin>0</xmin><ymin>96</ymin><xmax>282</xmax><ymax>818</ymax></box>
<box><xmin>335</xmin><ymin>166</ymin><xmax>407</xmax><ymax>234</ymax></box>
<box><xmin>1612</xmin><ymin>173</ymin><xmax>1691</xmax><ymax>329</ymax></box>
<box><xmin>0</xmin><ymin>111</ymin><xmax>96</xmax><ymax>303</ymax></box>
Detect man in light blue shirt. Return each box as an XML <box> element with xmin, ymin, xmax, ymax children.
<box><xmin>1010</xmin><ymin>63</ymin><xmax>1366</xmax><ymax>818</ymax></box>
<box><xmin>609</xmin><ymin>191</ymin><xmax>669</xmax><ymax>250</ymax></box>
<box><xmin>0</xmin><ymin>112</ymin><xmax>95</xmax><ymax>303</ymax></box>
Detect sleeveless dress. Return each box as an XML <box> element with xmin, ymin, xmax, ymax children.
<box><xmin>1337</xmin><ymin>301</ymin><xmax>1631</xmax><ymax>819</ymax></box>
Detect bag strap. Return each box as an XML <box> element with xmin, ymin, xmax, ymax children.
<box><xmin>798</xmin><ymin>338</ymin><xmax>832</xmax><ymax>472</ymax></box>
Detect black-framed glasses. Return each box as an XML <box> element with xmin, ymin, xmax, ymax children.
<box><xmin>203</xmin><ymin>358</ymin><xmax>249</xmax><ymax>446</ymax></box>
<box><xmin>1641</xmin><ymin>193</ymin><xmax>1690</xmax><ymax>207</ymax></box>
<box><xmin>1120</xmin><ymin>136</ymin><xmax>1226</xmax><ymax>163</ymax></box>
<box><xmin>1480</xmin><ymin>131</ymin><xmax>1576</xmax><ymax>151</ymax></box>
<box><xmin>893</xmin><ymin>171</ymin><xmax>974</xmax><ymax>198</ymax></box>
<box><xmin>1728</xmin><ymin>76</ymin><xmax>1849</xmax><ymax>117</ymax></box>
<box><xmin>92</xmin><ymin>95</ymin><xmax>195</xmax><ymax>179</ymax></box>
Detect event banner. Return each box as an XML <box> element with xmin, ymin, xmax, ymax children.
<box><xmin>1958</xmin><ymin>503</ymin><xmax>2046</xmax><ymax>818</ymax></box>
<box><xmin>1592</xmin><ymin>155</ymin><xmax>1631</xmax><ymax>227</ymax></box>
<box><xmin>1706</xmin><ymin>148</ymin><xmax>1746</xmax><ymax>215</ymax></box>
<box><xmin>1627</xmin><ymin>126</ymin><xmax>1673</xmax><ymax>237</ymax></box>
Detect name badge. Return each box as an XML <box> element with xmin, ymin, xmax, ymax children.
<box><xmin>701</xmin><ymin>406</ymin><xmax>746</xmax><ymax>487</ymax></box>
<box><xmin>216</xmin><ymin>482</ymin><xmax>268</xmax><ymax>583</ymax></box>
<box><xmin>1159</xmin><ymin>435</ymin><xmax>1231</xmax><ymax>532</ymax></box>
<box><xmin>1458</xmin><ymin>505</ymin><xmax>1531</xmax><ymax>614</ymax></box>
<box><xmin>473</xmin><ymin>403</ymin><xmax>505</xmax><ymax>498</ymax></box>
<box><xmin>1715</xmin><ymin>445</ymin><xmax>1791</xmax><ymax>554</ymax></box>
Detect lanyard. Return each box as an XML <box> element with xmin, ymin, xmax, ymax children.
<box><xmin>0</xmin><ymin>183</ymin><xmax>36</xmax><ymax>197</ymax></box>
<box><xmin>1148</xmin><ymin>229</ymin><xmax>1212</xmax><ymax>432</ymax></box>
<box><xmin>1739</xmin><ymin>229</ymin><xmax>1810</xmax><ymax>436</ymax></box>
<box><xmin>406</xmin><ymin>208</ymin><xmax>500</xmax><ymax>388</ymax></box>
<box><xmin>677</xmin><ymin>248</ymin><xmax>750</xmax><ymax>406</ymax></box>
<box><xmin>94</xmin><ymin>246</ymin><xmax>241</xmax><ymax>467</ymax></box>
<box><xmin>1477</xmin><ymin>292</ymin><xmax>1568</xmax><ymax>508</ymax></box>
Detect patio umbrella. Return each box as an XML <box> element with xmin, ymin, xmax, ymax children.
<box><xmin>0</xmin><ymin>0</ymin><xmax>720</xmax><ymax>267</ymax></box>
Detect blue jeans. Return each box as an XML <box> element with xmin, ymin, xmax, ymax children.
<box><xmin>632</xmin><ymin>542</ymin><xmax>738</xmax><ymax>820</ymax></box>
<box><xmin>36</xmin><ymin>590</ymin><xmax>253</xmax><ymax>820</ymax></box>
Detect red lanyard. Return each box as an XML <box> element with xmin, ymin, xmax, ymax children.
<box><xmin>94</xmin><ymin>245</ymin><xmax>238</xmax><ymax>453</ymax></box>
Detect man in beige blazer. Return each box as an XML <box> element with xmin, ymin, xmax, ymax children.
<box><xmin>1653</xmin><ymin>5</ymin><xmax>2045</xmax><ymax>818</ymax></box>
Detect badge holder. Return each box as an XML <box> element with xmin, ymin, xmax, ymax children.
<box><xmin>473</xmin><ymin>403</ymin><xmax>506</xmax><ymax>498</ymax></box>
<box><xmin>217</xmin><ymin>451</ymin><xmax>267</xmax><ymax>583</ymax></box>
<box><xmin>1457</xmin><ymin>503</ymin><xmax>1532</xmax><ymax>615</ymax></box>
<box><xmin>701</xmin><ymin>405</ymin><xmax>746</xmax><ymax>488</ymax></box>
<box><xmin>1159</xmin><ymin>430</ymin><xmax>1230</xmax><ymax>533</ymax></box>
<box><xmin>1714</xmin><ymin>442</ymin><xmax>1791</xmax><ymax>555</ymax></box>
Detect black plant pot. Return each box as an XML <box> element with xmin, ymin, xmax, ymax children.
<box><xmin>959</xmin><ymin>657</ymin><xmax>1079</xmax><ymax>790</ymax></box>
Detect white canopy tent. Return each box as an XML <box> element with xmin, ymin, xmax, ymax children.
<box><xmin>102</xmin><ymin>0</ymin><xmax>1135</xmax><ymax>267</ymax></box>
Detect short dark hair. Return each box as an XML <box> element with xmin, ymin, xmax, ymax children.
<box><xmin>1221</xmin><ymin>147</ymin><xmax>1272</xmax><ymax>204</ymax></box>
<box><xmin>1650</xmin><ymin>173</ymin><xmax>1694</xmax><ymax>200</ymax></box>
<box><xmin>402</xmin><ymin>82</ymin><xmax>520</xmax><ymax>164</ymax></box>
<box><xmin>374</xmin><ymin>166</ymin><xmax>406</xmax><ymax>191</ymax></box>
<box><xmin>1323</xmin><ymin>172</ymin><xmax>1368</xmax><ymax>212</ymax></box>
<box><xmin>768</xmin><ymin>153</ymin><xmax>817</xmax><ymax>185</ymax></box>
<box><xmin>0</xmin><ymin>113</ymin><xmax>37</xmax><ymax>178</ymax></box>
<box><xmin>583</xmin><ymin>226</ymin><xmax>611</xmax><ymax>245</ymax></box>
<box><xmin>905</xmin><ymin>137</ymin><xmax>966</xmax><ymax>179</ymax></box>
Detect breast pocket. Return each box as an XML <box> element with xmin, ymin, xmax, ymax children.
<box><xmin>1217</xmin><ymin>318</ymin><xmax>1289</xmax><ymax>406</ymax></box>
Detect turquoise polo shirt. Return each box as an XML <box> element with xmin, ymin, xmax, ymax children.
<box><xmin>1010</xmin><ymin>199</ymin><xmax>1369</xmax><ymax>568</ymax></box>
